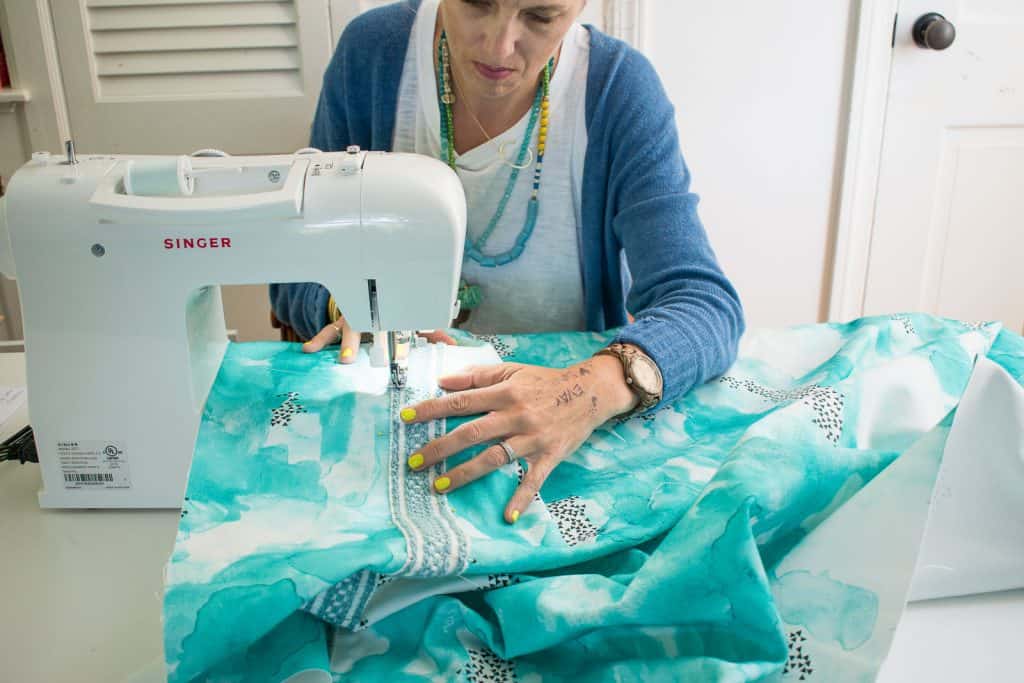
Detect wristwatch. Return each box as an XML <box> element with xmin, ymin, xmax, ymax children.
<box><xmin>593</xmin><ymin>343</ymin><xmax>663</xmax><ymax>417</ymax></box>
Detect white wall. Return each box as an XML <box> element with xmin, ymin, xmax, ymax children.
<box><xmin>0</xmin><ymin>103</ymin><xmax>28</xmax><ymax>342</ymax></box>
<box><xmin>0</xmin><ymin>104</ymin><xmax>29</xmax><ymax>184</ymax></box>
<box><xmin>645</xmin><ymin>0</ymin><xmax>857</xmax><ymax>327</ymax></box>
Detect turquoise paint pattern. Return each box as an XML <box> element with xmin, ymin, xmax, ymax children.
<box><xmin>162</xmin><ymin>314</ymin><xmax>1024</xmax><ymax>682</ymax></box>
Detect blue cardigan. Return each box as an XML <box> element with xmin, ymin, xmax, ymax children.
<box><xmin>270</xmin><ymin>0</ymin><xmax>744</xmax><ymax>410</ymax></box>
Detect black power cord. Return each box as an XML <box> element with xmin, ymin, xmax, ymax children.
<box><xmin>0</xmin><ymin>425</ymin><xmax>37</xmax><ymax>464</ymax></box>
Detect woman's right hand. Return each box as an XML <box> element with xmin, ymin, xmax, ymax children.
<box><xmin>302</xmin><ymin>311</ymin><xmax>458</xmax><ymax>364</ymax></box>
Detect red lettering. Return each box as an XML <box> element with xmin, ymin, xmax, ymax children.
<box><xmin>162</xmin><ymin>236</ymin><xmax>232</xmax><ymax>249</ymax></box>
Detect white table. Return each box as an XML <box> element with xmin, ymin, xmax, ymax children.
<box><xmin>0</xmin><ymin>351</ymin><xmax>1020</xmax><ymax>682</ymax></box>
<box><xmin>0</xmin><ymin>352</ymin><xmax>177</xmax><ymax>682</ymax></box>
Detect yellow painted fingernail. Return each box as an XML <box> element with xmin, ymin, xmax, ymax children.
<box><xmin>341</xmin><ymin>347</ymin><xmax>353</xmax><ymax>358</ymax></box>
<box><xmin>400</xmin><ymin>408</ymin><xmax>416</xmax><ymax>422</ymax></box>
<box><xmin>510</xmin><ymin>510</ymin><xmax>520</xmax><ymax>523</ymax></box>
<box><xmin>408</xmin><ymin>453</ymin><xmax>424</xmax><ymax>469</ymax></box>
<box><xmin>434</xmin><ymin>476</ymin><xmax>451</xmax><ymax>492</ymax></box>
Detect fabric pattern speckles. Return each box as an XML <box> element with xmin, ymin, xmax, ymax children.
<box><xmin>270</xmin><ymin>391</ymin><xmax>307</xmax><ymax>428</ymax></box>
<box><xmin>463</xmin><ymin>648</ymin><xmax>518</xmax><ymax>682</ymax></box>
<box><xmin>783</xmin><ymin>629</ymin><xmax>814</xmax><ymax>679</ymax></box>
<box><xmin>718</xmin><ymin>377</ymin><xmax>845</xmax><ymax>445</ymax></box>
<box><xmin>546</xmin><ymin>496</ymin><xmax>599</xmax><ymax>547</ymax></box>
<box><xmin>890</xmin><ymin>314</ymin><xmax>916</xmax><ymax>336</ymax></box>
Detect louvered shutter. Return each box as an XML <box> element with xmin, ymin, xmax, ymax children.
<box><xmin>50</xmin><ymin>0</ymin><xmax>333</xmax><ymax>154</ymax></box>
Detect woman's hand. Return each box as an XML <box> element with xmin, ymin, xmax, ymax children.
<box><xmin>400</xmin><ymin>354</ymin><xmax>640</xmax><ymax>523</ymax></box>
<box><xmin>301</xmin><ymin>310</ymin><xmax>457</xmax><ymax>363</ymax></box>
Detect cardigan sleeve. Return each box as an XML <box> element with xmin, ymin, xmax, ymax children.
<box><xmin>607</xmin><ymin>49</ymin><xmax>745</xmax><ymax>410</ymax></box>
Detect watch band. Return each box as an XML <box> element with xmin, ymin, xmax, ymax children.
<box><xmin>593</xmin><ymin>343</ymin><xmax>663</xmax><ymax>418</ymax></box>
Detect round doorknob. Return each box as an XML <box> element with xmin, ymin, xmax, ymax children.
<box><xmin>913</xmin><ymin>12</ymin><xmax>956</xmax><ymax>50</ymax></box>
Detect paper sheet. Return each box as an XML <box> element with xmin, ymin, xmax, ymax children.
<box><xmin>0</xmin><ymin>385</ymin><xmax>27</xmax><ymax>429</ymax></box>
<box><xmin>909</xmin><ymin>355</ymin><xmax>1024</xmax><ymax>600</ymax></box>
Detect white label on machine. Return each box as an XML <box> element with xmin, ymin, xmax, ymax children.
<box><xmin>58</xmin><ymin>440</ymin><xmax>131</xmax><ymax>489</ymax></box>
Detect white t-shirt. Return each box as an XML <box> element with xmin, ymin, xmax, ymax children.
<box><xmin>392</xmin><ymin>0</ymin><xmax>590</xmax><ymax>334</ymax></box>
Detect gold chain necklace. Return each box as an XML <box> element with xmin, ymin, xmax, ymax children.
<box><xmin>442</xmin><ymin>39</ymin><xmax>535</xmax><ymax>170</ymax></box>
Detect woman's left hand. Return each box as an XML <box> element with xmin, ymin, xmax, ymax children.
<box><xmin>400</xmin><ymin>354</ymin><xmax>640</xmax><ymax>523</ymax></box>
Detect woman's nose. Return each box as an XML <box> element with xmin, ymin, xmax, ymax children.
<box><xmin>484</xmin><ymin>21</ymin><xmax>518</xmax><ymax>64</ymax></box>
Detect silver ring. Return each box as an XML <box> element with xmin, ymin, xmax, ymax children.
<box><xmin>330</xmin><ymin>323</ymin><xmax>342</xmax><ymax>341</ymax></box>
<box><xmin>498</xmin><ymin>440</ymin><xmax>517</xmax><ymax>466</ymax></box>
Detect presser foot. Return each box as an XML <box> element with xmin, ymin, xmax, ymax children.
<box><xmin>389</xmin><ymin>361</ymin><xmax>408</xmax><ymax>389</ymax></box>
<box><xmin>387</xmin><ymin>331</ymin><xmax>411</xmax><ymax>389</ymax></box>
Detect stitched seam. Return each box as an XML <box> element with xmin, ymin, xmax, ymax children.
<box><xmin>389</xmin><ymin>347</ymin><xmax>470</xmax><ymax>577</ymax></box>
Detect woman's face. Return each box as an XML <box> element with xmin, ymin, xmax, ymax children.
<box><xmin>441</xmin><ymin>0</ymin><xmax>585</xmax><ymax>102</ymax></box>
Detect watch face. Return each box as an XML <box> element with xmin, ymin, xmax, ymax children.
<box><xmin>631</xmin><ymin>356</ymin><xmax>662</xmax><ymax>394</ymax></box>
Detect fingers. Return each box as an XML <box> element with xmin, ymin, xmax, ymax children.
<box><xmin>301</xmin><ymin>314</ymin><xmax>360</xmax><ymax>364</ymax></box>
<box><xmin>417</xmin><ymin>330</ymin><xmax>458</xmax><ymax>346</ymax></box>
<box><xmin>401</xmin><ymin>382</ymin><xmax>511</xmax><ymax>423</ymax></box>
<box><xmin>407</xmin><ymin>413</ymin><xmax>519</xmax><ymax>471</ymax></box>
<box><xmin>301</xmin><ymin>323</ymin><xmax>338</xmax><ymax>354</ymax></box>
<box><xmin>335</xmin><ymin>323</ymin><xmax>360</xmax><ymax>364</ymax></box>
<box><xmin>425</xmin><ymin>440</ymin><xmax>555</xmax><ymax>527</ymax></box>
<box><xmin>426</xmin><ymin>435</ymin><xmax>533</xmax><ymax>499</ymax></box>
<box><xmin>504</xmin><ymin>457</ymin><xmax>554</xmax><ymax>524</ymax></box>
<box><xmin>305</xmin><ymin>321</ymin><xmax>457</xmax><ymax>363</ymax></box>
<box><xmin>437</xmin><ymin>363</ymin><xmax>520</xmax><ymax>392</ymax></box>
<box><xmin>305</xmin><ymin>323</ymin><xmax>455</xmax><ymax>362</ymax></box>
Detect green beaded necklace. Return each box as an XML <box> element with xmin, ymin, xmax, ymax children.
<box><xmin>437</xmin><ymin>31</ymin><xmax>552</xmax><ymax>311</ymax></box>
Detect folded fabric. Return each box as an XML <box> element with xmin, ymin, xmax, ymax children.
<box><xmin>162</xmin><ymin>314</ymin><xmax>1024</xmax><ymax>682</ymax></box>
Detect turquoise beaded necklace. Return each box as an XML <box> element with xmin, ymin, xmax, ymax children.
<box><xmin>437</xmin><ymin>31</ymin><xmax>552</xmax><ymax>311</ymax></box>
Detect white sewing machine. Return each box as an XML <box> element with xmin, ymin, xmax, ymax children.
<box><xmin>0</xmin><ymin>143</ymin><xmax>466</xmax><ymax>508</ymax></box>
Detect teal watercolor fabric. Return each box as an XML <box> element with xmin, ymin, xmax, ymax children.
<box><xmin>162</xmin><ymin>314</ymin><xmax>1024</xmax><ymax>682</ymax></box>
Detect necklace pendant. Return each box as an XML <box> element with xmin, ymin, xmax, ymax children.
<box><xmin>457</xmin><ymin>280</ymin><xmax>482</xmax><ymax>310</ymax></box>
<box><xmin>441</xmin><ymin>92</ymin><xmax>454</xmax><ymax>105</ymax></box>
<box><xmin>498</xmin><ymin>142</ymin><xmax>534</xmax><ymax>170</ymax></box>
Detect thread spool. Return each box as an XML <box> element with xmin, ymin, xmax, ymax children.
<box><xmin>124</xmin><ymin>156</ymin><xmax>195</xmax><ymax>197</ymax></box>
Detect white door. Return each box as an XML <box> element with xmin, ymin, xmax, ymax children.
<box><xmin>862</xmin><ymin>0</ymin><xmax>1024</xmax><ymax>332</ymax></box>
<box><xmin>48</xmin><ymin>0</ymin><xmax>334</xmax><ymax>154</ymax></box>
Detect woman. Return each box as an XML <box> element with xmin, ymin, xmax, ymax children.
<box><xmin>270</xmin><ymin>0</ymin><xmax>744</xmax><ymax>524</ymax></box>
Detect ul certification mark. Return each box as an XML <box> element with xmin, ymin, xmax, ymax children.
<box><xmin>58</xmin><ymin>440</ymin><xmax>132</xmax><ymax>490</ymax></box>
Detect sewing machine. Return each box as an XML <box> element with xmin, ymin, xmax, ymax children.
<box><xmin>0</xmin><ymin>143</ymin><xmax>466</xmax><ymax>508</ymax></box>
